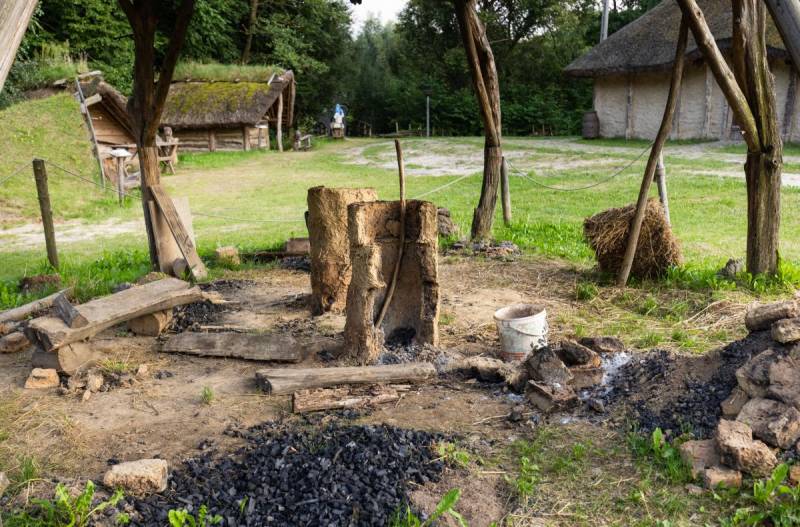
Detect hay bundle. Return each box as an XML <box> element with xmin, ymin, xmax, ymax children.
<box><xmin>583</xmin><ymin>198</ymin><xmax>682</xmax><ymax>279</ymax></box>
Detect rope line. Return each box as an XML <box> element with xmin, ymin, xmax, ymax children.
<box><xmin>0</xmin><ymin>161</ymin><xmax>35</xmax><ymax>187</ymax></box>
<box><xmin>505</xmin><ymin>142</ymin><xmax>654</xmax><ymax>192</ymax></box>
<box><xmin>45</xmin><ymin>159</ymin><xmax>305</xmax><ymax>224</ymax></box>
<box><xmin>411</xmin><ymin>173</ymin><xmax>473</xmax><ymax>199</ymax></box>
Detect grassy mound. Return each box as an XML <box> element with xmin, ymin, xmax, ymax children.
<box><xmin>0</xmin><ymin>94</ymin><xmax>117</xmax><ymax>226</ymax></box>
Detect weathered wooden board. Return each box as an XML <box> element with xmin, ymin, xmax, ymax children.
<box><xmin>161</xmin><ymin>332</ymin><xmax>302</xmax><ymax>363</ymax></box>
<box><xmin>26</xmin><ymin>278</ymin><xmax>201</xmax><ymax>351</ymax></box>
<box><xmin>256</xmin><ymin>362</ymin><xmax>437</xmax><ymax>395</ymax></box>
<box><xmin>53</xmin><ymin>292</ymin><xmax>88</xmax><ymax>328</ymax></box>
<box><xmin>150</xmin><ymin>185</ymin><xmax>207</xmax><ymax>280</ymax></box>
<box><xmin>0</xmin><ymin>0</ymin><xmax>38</xmax><ymax>92</ymax></box>
<box><xmin>0</xmin><ymin>288</ymin><xmax>72</xmax><ymax>324</ymax></box>
<box><xmin>292</xmin><ymin>385</ymin><xmax>406</xmax><ymax>413</ymax></box>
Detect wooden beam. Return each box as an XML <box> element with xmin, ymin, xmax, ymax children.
<box><xmin>33</xmin><ymin>159</ymin><xmax>59</xmax><ymax>270</ymax></box>
<box><xmin>617</xmin><ymin>18</ymin><xmax>689</xmax><ymax>287</ymax></box>
<box><xmin>675</xmin><ymin>0</ymin><xmax>760</xmax><ymax>152</ymax></box>
<box><xmin>784</xmin><ymin>68</ymin><xmax>798</xmax><ymax>142</ymax></box>
<box><xmin>0</xmin><ymin>0</ymin><xmax>38</xmax><ymax>92</ymax></box>
<box><xmin>242</xmin><ymin>126</ymin><xmax>251</xmax><ymax>151</ymax></box>
<box><xmin>149</xmin><ymin>185</ymin><xmax>208</xmax><ymax>280</ymax></box>
<box><xmin>161</xmin><ymin>332</ymin><xmax>302</xmax><ymax>362</ymax></box>
<box><xmin>256</xmin><ymin>363</ymin><xmax>437</xmax><ymax>395</ymax></box>
<box><xmin>0</xmin><ymin>288</ymin><xmax>72</xmax><ymax>324</ymax></box>
<box><xmin>26</xmin><ymin>278</ymin><xmax>202</xmax><ymax>351</ymax></box>
<box><xmin>208</xmin><ymin>129</ymin><xmax>216</xmax><ymax>152</ymax></box>
<box><xmin>625</xmin><ymin>76</ymin><xmax>634</xmax><ymax>140</ymax></box>
<box><xmin>292</xmin><ymin>385</ymin><xmax>407</xmax><ymax>413</ymax></box>
<box><xmin>702</xmin><ymin>64</ymin><xmax>714</xmax><ymax>138</ymax></box>
<box><xmin>765</xmin><ymin>0</ymin><xmax>800</xmax><ymax>75</ymax></box>
<box><xmin>276</xmin><ymin>93</ymin><xmax>284</xmax><ymax>152</ymax></box>
<box><xmin>83</xmin><ymin>93</ymin><xmax>102</xmax><ymax>107</ymax></box>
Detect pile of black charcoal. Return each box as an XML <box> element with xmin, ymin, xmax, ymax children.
<box><xmin>120</xmin><ymin>418</ymin><xmax>446</xmax><ymax>526</ymax></box>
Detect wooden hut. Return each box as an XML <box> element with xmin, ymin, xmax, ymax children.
<box><xmin>160</xmin><ymin>70</ymin><xmax>295</xmax><ymax>152</ymax></box>
<box><xmin>564</xmin><ymin>0</ymin><xmax>797</xmax><ymax>142</ymax></box>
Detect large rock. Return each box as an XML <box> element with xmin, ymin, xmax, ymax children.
<box><xmin>103</xmin><ymin>459</ymin><xmax>168</xmax><ymax>495</ymax></box>
<box><xmin>557</xmin><ymin>340</ymin><xmax>601</xmax><ymax>367</ymax></box>
<box><xmin>767</xmin><ymin>355</ymin><xmax>800</xmax><ymax>410</ymax></box>
<box><xmin>569</xmin><ymin>365</ymin><xmax>604</xmax><ymax>390</ymax></box>
<box><xmin>745</xmin><ymin>300</ymin><xmax>800</xmax><ymax>331</ymax></box>
<box><xmin>526</xmin><ymin>380</ymin><xmax>577</xmax><ymax>413</ymax></box>
<box><xmin>772</xmin><ymin>317</ymin><xmax>800</xmax><ymax>344</ymax></box>
<box><xmin>703</xmin><ymin>466</ymin><xmax>742</xmax><ymax>489</ymax></box>
<box><xmin>24</xmin><ymin>368</ymin><xmax>60</xmax><ymax>389</ymax></box>
<box><xmin>736</xmin><ymin>349</ymin><xmax>779</xmax><ymax>398</ymax></box>
<box><xmin>578</xmin><ymin>336</ymin><xmax>624</xmax><ymax>354</ymax></box>
<box><xmin>436</xmin><ymin>208</ymin><xmax>458</xmax><ymax>237</ymax></box>
<box><xmin>715</xmin><ymin>419</ymin><xmax>777</xmax><ymax>477</ymax></box>
<box><xmin>721</xmin><ymin>387</ymin><xmax>750</xmax><ymax>419</ymax></box>
<box><xmin>736</xmin><ymin>398</ymin><xmax>800</xmax><ymax>449</ymax></box>
<box><xmin>524</xmin><ymin>347</ymin><xmax>573</xmax><ymax>386</ymax></box>
<box><xmin>679</xmin><ymin>439</ymin><xmax>719</xmax><ymax>479</ymax></box>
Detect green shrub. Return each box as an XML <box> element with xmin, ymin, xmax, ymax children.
<box><xmin>3</xmin><ymin>480</ymin><xmax>124</xmax><ymax>527</ymax></box>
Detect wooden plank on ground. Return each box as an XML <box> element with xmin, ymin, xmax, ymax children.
<box><xmin>0</xmin><ymin>288</ymin><xmax>72</xmax><ymax>324</ymax></box>
<box><xmin>161</xmin><ymin>332</ymin><xmax>302</xmax><ymax>362</ymax></box>
<box><xmin>256</xmin><ymin>362</ymin><xmax>437</xmax><ymax>395</ymax></box>
<box><xmin>149</xmin><ymin>185</ymin><xmax>207</xmax><ymax>280</ymax></box>
<box><xmin>292</xmin><ymin>385</ymin><xmax>408</xmax><ymax>413</ymax></box>
<box><xmin>26</xmin><ymin>278</ymin><xmax>202</xmax><ymax>351</ymax></box>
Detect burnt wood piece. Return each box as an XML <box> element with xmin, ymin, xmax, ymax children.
<box><xmin>53</xmin><ymin>292</ymin><xmax>89</xmax><ymax>329</ymax></box>
<box><xmin>161</xmin><ymin>332</ymin><xmax>302</xmax><ymax>362</ymax></box>
<box><xmin>0</xmin><ymin>288</ymin><xmax>73</xmax><ymax>324</ymax></box>
<box><xmin>292</xmin><ymin>385</ymin><xmax>407</xmax><ymax>413</ymax></box>
<box><xmin>256</xmin><ymin>363</ymin><xmax>437</xmax><ymax>396</ymax></box>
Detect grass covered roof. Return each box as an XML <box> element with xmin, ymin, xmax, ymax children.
<box><xmin>172</xmin><ymin>61</ymin><xmax>284</xmax><ymax>83</ymax></box>
<box><xmin>565</xmin><ymin>0</ymin><xmax>787</xmax><ymax>77</ymax></box>
<box><xmin>161</xmin><ymin>69</ymin><xmax>294</xmax><ymax>129</ymax></box>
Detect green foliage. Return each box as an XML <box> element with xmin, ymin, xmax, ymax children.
<box><xmin>575</xmin><ymin>281</ymin><xmax>599</xmax><ymax>301</ymax></box>
<box><xmin>436</xmin><ymin>442</ymin><xmax>471</xmax><ymax>469</ymax></box>
<box><xmin>721</xmin><ymin>464</ymin><xmax>800</xmax><ymax>527</ymax></box>
<box><xmin>168</xmin><ymin>505</ymin><xmax>223</xmax><ymax>527</ymax></box>
<box><xmin>628</xmin><ymin>428</ymin><xmax>691</xmax><ymax>484</ymax></box>
<box><xmin>200</xmin><ymin>386</ymin><xmax>215</xmax><ymax>405</ymax></box>
<box><xmin>389</xmin><ymin>488</ymin><xmax>467</xmax><ymax>527</ymax></box>
<box><xmin>3</xmin><ymin>481</ymin><xmax>124</xmax><ymax>527</ymax></box>
<box><xmin>173</xmin><ymin>61</ymin><xmax>283</xmax><ymax>83</ymax></box>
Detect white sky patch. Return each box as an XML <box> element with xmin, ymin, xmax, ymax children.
<box><xmin>350</xmin><ymin>1</ymin><xmax>408</xmax><ymax>35</ymax></box>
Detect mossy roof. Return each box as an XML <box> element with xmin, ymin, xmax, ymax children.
<box><xmin>565</xmin><ymin>0</ymin><xmax>787</xmax><ymax>77</ymax></box>
<box><xmin>161</xmin><ymin>70</ymin><xmax>294</xmax><ymax>129</ymax></box>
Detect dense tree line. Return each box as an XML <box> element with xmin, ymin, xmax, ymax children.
<box><xmin>3</xmin><ymin>0</ymin><xmax>659</xmax><ymax>135</ymax></box>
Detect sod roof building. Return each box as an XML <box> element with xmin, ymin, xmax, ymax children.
<box><xmin>565</xmin><ymin>0</ymin><xmax>797</xmax><ymax>142</ymax></box>
<box><xmin>161</xmin><ymin>68</ymin><xmax>295</xmax><ymax>152</ymax></box>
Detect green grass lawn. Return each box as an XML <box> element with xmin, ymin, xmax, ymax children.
<box><xmin>4</xmin><ymin>102</ymin><xmax>800</xmax><ymax>307</ymax></box>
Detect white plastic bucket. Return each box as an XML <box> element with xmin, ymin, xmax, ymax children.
<box><xmin>493</xmin><ymin>304</ymin><xmax>548</xmax><ymax>362</ymax></box>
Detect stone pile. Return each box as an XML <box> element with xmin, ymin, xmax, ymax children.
<box><xmin>680</xmin><ymin>299</ymin><xmax>800</xmax><ymax>488</ymax></box>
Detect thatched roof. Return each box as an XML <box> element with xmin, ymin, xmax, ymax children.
<box><xmin>161</xmin><ymin>70</ymin><xmax>295</xmax><ymax>130</ymax></box>
<box><xmin>565</xmin><ymin>0</ymin><xmax>787</xmax><ymax>77</ymax></box>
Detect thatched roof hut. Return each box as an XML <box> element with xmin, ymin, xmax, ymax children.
<box><xmin>161</xmin><ymin>68</ymin><xmax>295</xmax><ymax>152</ymax></box>
<box><xmin>565</xmin><ymin>0</ymin><xmax>798</xmax><ymax>142</ymax></box>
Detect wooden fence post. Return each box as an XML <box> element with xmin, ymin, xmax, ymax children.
<box><xmin>33</xmin><ymin>159</ymin><xmax>59</xmax><ymax>270</ymax></box>
<box><xmin>500</xmin><ymin>156</ymin><xmax>512</xmax><ymax>226</ymax></box>
<box><xmin>277</xmin><ymin>93</ymin><xmax>284</xmax><ymax>153</ymax></box>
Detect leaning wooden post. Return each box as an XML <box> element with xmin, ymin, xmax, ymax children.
<box><xmin>33</xmin><ymin>159</ymin><xmax>59</xmax><ymax>270</ymax></box>
<box><xmin>617</xmin><ymin>19</ymin><xmax>688</xmax><ymax>287</ymax></box>
<box><xmin>655</xmin><ymin>152</ymin><xmax>671</xmax><ymax>226</ymax></box>
<box><xmin>500</xmin><ymin>156</ymin><xmax>511</xmax><ymax>225</ymax></box>
<box><xmin>276</xmin><ymin>93</ymin><xmax>284</xmax><ymax>153</ymax></box>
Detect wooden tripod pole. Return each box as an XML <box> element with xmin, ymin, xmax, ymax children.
<box><xmin>375</xmin><ymin>140</ymin><xmax>407</xmax><ymax>328</ymax></box>
<box><xmin>617</xmin><ymin>18</ymin><xmax>688</xmax><ymax>287</ymax></box>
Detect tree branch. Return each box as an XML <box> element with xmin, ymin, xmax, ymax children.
<box><xmin>152</xmin><ymin>0</ymin><xmax>196</xmax><ymax>124</ymax></box>
<box><xmin>675</xmin><ymin>0</ymin><xmax>760</xmax><ymax>152</ymax></box>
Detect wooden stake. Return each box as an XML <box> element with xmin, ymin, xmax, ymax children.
<box><xmin>374</xmin><ymin>140</ymin><xmax>406</xmax><ymax>329</ymax></box>
<box><xmin>33</xmin><ymin>159</ymin><xmax>59</xmax><ymax>270</ymax></box>
<box><xmin>655</xmin><ymin>152</ymin><xmax>671</xmax><ymax>226</ymax></box>
<box><xmin>500</xmin><ymin>156</ymin><xmax>511</xmax><ymax>226</ymax></box>
<box><xmin>276</xmin><ymin>93</ymin><xmax>284</xmax><ymax>152</ymax></box>
<box><xmin>617</xmin><ymin>19</ymin><xmax>688</xmax><ymax>287</ymax></box>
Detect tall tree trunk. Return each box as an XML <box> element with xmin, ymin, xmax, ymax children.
<box><xmin>733</xmin><ymin>0</ymin><xmax>782</xmax><ymax>275</ymax></box>
<box><xmin>118</xmin><ymin>0</ymin><xmax>196</xmax><ymax>269</ymax></box>
<box><xmin>676</xmin><ymin>0</ymin><xmax>782</xmax><ymax>275</ymax></box>
<box><xmin>242</xmin><ymin>0</ymin><xmax>259</xmax><ymax>64</ymax></box>
<box><xmin>455</xmin><ymin>0</ymin><xmax>502</xmax><ymax>241</ymax></box>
